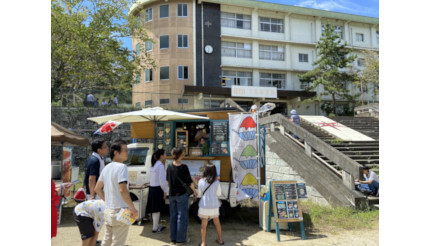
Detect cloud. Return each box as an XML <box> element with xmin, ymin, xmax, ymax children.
<box><xmin>296</xmin><ymin>0</ymin><xmax>352</xmax><ymax>11</ymax></box>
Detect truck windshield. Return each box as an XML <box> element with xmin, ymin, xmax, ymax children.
<box><xmin>124</xmin><ymin>148</ymin><xmax>148</xmax><ymax>166</ymax></box>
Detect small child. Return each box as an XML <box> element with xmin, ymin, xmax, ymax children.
<box><xmin>73</xmin><ymin>188</ymin><xmax>106</xmax><ymax>246</ymax></box>
<box><xmin>198</xmin><ymin>165</ymin><xmax>224</xmax><ymax>246</ymax></box>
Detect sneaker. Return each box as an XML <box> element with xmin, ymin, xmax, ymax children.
<box><xmin>152</xmin><ymin>226</ymin><xmax>166</xmax><ymax>233</ymax></box>
<box><xmin>176</xmin><ymin>238</ymin><xmax>191</xmax><ymax>244</ymax></box>
<box><xmin>170</xmin><ymin>241</ymin><xmax>176</xmax><ymax>245</ymax></box>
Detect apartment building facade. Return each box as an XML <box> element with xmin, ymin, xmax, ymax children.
<box><xmin>130</xmin><ymin>0</ymin><xmax>379</xmax><ymax>115</ymax></box>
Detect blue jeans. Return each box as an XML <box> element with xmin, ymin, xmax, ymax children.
<box><xmin>169</xmin><ymin>193</ymin><xmax>189</xmax><ymax>242</ymax></box>
<box><xmin>357</xmin><ymin>180</ymin><xmax>379</xmax><ymax>194</ymax></box>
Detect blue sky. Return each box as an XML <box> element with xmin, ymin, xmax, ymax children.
<box><xmin>121</xmin><ymin>0</ymin><xmax>379</xmax><ymax>51</ymax></box>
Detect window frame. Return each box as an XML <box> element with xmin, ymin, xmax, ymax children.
<box><xmin>159</xmin><ymin>4</ymin><xmax>169</xmax><ymax>19</ymax></box>
<box><xmin>136</xmin><ymin>102</ymin><xmax>141</xmax><ymax>108</ymax></box>
<box><xmin>356</xmin><ymin>33</ymin><xmax>364</xmax><ymax>42</ymax></box>
<box><xmin>221</xmin><ymin>41</ymin><xmax>252</xmax><ymax>58</ymax></box>
<box><xmin>160</xmin><ymin>35</ymin><xmax>169</xmax><ymax>49</ymax></box>
<box><xmin>259</xmin><ymin>17</ymin><xmax>284</xmax><ymax>33</ymax></box>
<box><xmin>221</xmin><ymin>70</ymin><xmax>252</xmax><ymax>87</ymax></box>
<box><xmin>221</xmin><ymin>12</ymin><xmax>251</xmax><ymax>30</ymax></box>
<box><xmin>298</xmin><ymin>53</ymin><xmax>309</xmax><ymax>63</ymax></box>
<box><xmin>136</xmin><ymin>73</ymin><xmax>141</xmax><ymax>85</ymax></box>
<box><xmin>144</xmin><ymin>8</ymin><xmax>153</xmax><ymax>22</ymax></box>
<box><xmin>160</xmin><ymin>98</ymin><xmax>170</xmax><ymax>105</ymax></box>
<box><xmin>177</xmin><ymin>66</ymin><xmax>189</xmax><ymax>80</ymax></box>
<box><xmin>177</xmin><ymin>3</ymin><xmax>188</xmax><ymax>17</ymax></box>
<box><xmin>145</xmin><ymin>69</ymin><xmax>153</xmax><ymax>82</ymax></box>
<box><xmin>178</xmin><ymin>98</ymin><xmax>189</xmax><ymax>104</ymax></box>
<box><xmin>259</xmin><ymin>45</ymin><xmax>285</xmax><ymax>61</ymax></box>
<box><xmin>259</xmin><ymin>72</ymin><xmax>286</xmax><ymax>89</ymax></box>
<box><xmin>177</xmin><ymin>34</ymin><xmax>189</xmax><ymax>48</ymax></box>
<box><xmin>160</xmin><ymin>66</ymin><xmax>170</xmax><ymax>80</ymax></box>
<box><xmin>136</xmin><ymin>43</ymin><xmax>141</xmax><ymax>56</ymax></box>
<box><xmin>357</xmin><ymin>58</ymin><xmax>365</xmax><ymax>67</ymax></box>
<box><xmin>145</xmin><ymin>40</ymin><xmax>153</xmax><ymax>52</ymax></box>
<box><xmin>145</xmin><ymin>100</ymin><xmax>153</xmax><ymax>107</ymax></box>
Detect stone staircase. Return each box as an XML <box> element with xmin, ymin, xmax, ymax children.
<box><xmin>330</xmin><ymin>116</ymin><xmax>379</xmax><ymax>140</ymax></box>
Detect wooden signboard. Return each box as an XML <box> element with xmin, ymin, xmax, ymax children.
<box><xmin>267</xmin><ymin>180</ymin><xmax>306</xmax><ymax>241</ymax></box>
<box><xmin>176</xmin><ymin>130</ymin><xmax>189</xmax><ymax>155</ymax></box>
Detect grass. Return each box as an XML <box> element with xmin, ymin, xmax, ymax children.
<box><xmin>300</xmin><ymin>201</ymin><xmax>379</xmax><ymax>233</ymax></box>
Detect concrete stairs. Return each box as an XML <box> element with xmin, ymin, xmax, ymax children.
<box><xmin>330</xmin><ymin>116</ymin><xmax>379</xmax><ymax>140</ymax></box>
<box><xmin>266</xmin><ymin>131</ymin><xmax>367</xmax><ymax>208</ymax></box>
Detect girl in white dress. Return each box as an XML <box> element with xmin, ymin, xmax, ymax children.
<box><xmin>198</xmin><ymin>164</ymin><xmax>224</xmax><ymax>246</ymax></box>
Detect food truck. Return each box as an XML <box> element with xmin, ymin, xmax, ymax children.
<box><xmin>126</xmin><ymin>108</ymin><xmax>266</xmax><ymax>220</ymax></box>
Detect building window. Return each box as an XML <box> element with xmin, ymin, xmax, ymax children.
<box><xmin>177</xmin><ymin>35</ymin><xmax>188</xmax><ymax>48</ymax></box>
<box><xmin>204</xmin><ymin>99</ymin><xmax>223</xmax><ymax>108</ymax></box>
<box><xmin>178</xmin><ymin>66</ymin><xmax>188</xmax><ymax>79</ymax></box>
<box><xmin>136</xmin><ymin>43</ymin><xmax>141</xmax><ymax>56</ymax></box>
<box><xmin>145</xmin><ymin>8</ymin><xmax>152</xmax><ymax>22</ymax></box>
<box><xmin>177</xmin><ymin>3</ymin><xmax>187</xmax><ymax>17</ymax></box>
<box><xmin>259</xmin><ymin>17</ymin><xmax>283</xmax><ymax>33</ymax></box>
<box><xmin>221</xmin><ymin>70</ymin><xmax>252</xmax><ymax>87</ymax></box>
<box><xmin>376</xmin><ymin>31</ymin><xmax>379</xmax><ymax>44</ymax></box>
<box><xmin>221</xmin><ymin>12</ymin><xmax>251</xmax><ymax>29</ymax></box>
<box><xmin>259</xmin><ymin>45</ymin><xmax>284</xmax><ymax>61</ymax></box>
<box><xmin>160</xmin><ymin>98</ymin><xmax>170</xmax><ymax>105</ymax></box>
<box><xmin>178</xmin><ymin>98</ymin><xmax>188</xmax><ymax>104</ymax></box>
<box><xmin>145</xmin><ymin>40</ymin><xmax>153</xmax><ymax>52</ymax></box>
<box><xmin>160</xmin><ymin>35</ymin><xmax>169</xmax><ymax>49</ymax></box>
<box><xmin>221</xmin><ymin>41</ymin><xmax>252</xmax><ymax>58</ymax></box>
<box><xmin>145</xmin><ymin>69</ymin><xmax>153</xmax><ymax>82</ymax></box>
<box><xmin>357</xmin><ymin>58</ymin><xmax>365</xmax><ymax>67</ymax></box>
<box><xmin>356</xmin><ymin>33</ymin><xmax>364</xmax><ymax>42</ymax></box>
<box><xmin>136</xmin><ymin>73</ymin><xmax>141</xmax><ymax>84</ymax></box>
<box><xmin>260</xmin><ymin>73</ymin><xmax>286</xmax><ymax>89</ymax></box>
<box><xmin>299</xmin><ymin>53</ymin><xmax>309</xmax><ymax>63</ymax></box>
<box><xmin>160</xmin><ymin>4</ymin><xmax>169</xmax><ymax>18</ymax></box>
<box><xmin>322</xmin><ymin>25</ymin><xmax>343</xmax><ymax>39</ymax></box>
<box><xmin>136</xmin><ymin>102</ymin><xmax>141</xmax><ymax>108</ymax></box>
<box><xmin>145</xmin><ymin>100</ymin><xmax>152</xmax><ymax>107</ymax></box>
<box><xmin>160</xmin><ymin>66</ymin><xmax>169</xmax><ymax>80</ymax></box>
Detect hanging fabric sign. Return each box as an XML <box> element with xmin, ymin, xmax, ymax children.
<box><xmin>229</xmin><ymin>113</ymin><xmax>259</xmax><ymax>201</ymax></box>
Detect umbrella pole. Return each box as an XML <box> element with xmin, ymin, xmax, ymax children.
<box><xmin>60</xmin><ymin>142</ymin><xmax>64</xmax><ymax>181</ymax></box>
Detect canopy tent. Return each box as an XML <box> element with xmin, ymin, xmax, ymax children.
<box><xmin>87</xmin><ymin>107</ymin><xmax>209</xmax><ymax>124</ymax></box>
<box><xmin>51</xmin><ymin>122</ymin><xmax>89</xmax><ymax>147</ymax></box>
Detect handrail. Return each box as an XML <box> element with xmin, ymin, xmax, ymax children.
<box><xmin>260</xmin><ymin>114</ymin><xmax>363</xmax><ymax>179</ymax></box>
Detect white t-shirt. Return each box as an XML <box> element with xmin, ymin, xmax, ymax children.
<box><xmin>98</xmin><ymin>162</ymin><xmax>129</xmax><ymax>209</ymax></box>
<box><xmin>364</xmin><ymin>170</ymin><xmax>379</xmax><ymax>183</ymax></box>
<box><xmin>150</xmin><ymin>161</ymin><xmax>168</xmax><ymax>193</ymax></box>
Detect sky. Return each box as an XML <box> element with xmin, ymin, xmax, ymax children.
<box><xmin>121</xmin><ymin>0</ymin><xmax>379</xmax><ymax>51</ymax></box>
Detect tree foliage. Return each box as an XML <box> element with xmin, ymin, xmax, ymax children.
<box><xmin>299</xmin><ymin>23</ymin><xmax>357</xmax><ymax>115</ymax></box>
<box><xmin>361</xmin><ymin>49</ymin><xmax>379</xmax><ymax>95</ymax></box>
<box><xmin>51</xmin><ymin>0</ymin><xmax>155</xmax><ymax>100</ymax></box>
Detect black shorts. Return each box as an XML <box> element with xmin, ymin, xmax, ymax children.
<box><xmin>73</xmin><ymin>212</ymin><xmax>95</xmax><ymax>240</ymax></box>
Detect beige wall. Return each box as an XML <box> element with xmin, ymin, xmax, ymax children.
<box><xmin>132</xmin><ymin>0</ymin><xmax>195</xmax><ymax>109</ymax></box>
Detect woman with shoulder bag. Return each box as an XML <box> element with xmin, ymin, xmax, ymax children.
<box><xmin>198</xmin><ymin>165</ymin><xmax>224</xmax><ymax>246</ymax></box>
<box><xmin>146</xmin><ymin>149</ymin><xmax>168</xmax><ymax>233</ymax></box>
<box><xmin>166</xmin><ymin>147</ymin><xmax>197</xmax><ymax>245</ymax></box>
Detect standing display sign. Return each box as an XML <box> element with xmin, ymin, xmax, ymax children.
<box><xmin>155</xmin><ymin>122</ymin><xmax>173</xmax><ymax>154</ymax></box>
<box><xmin>62</xmin><ymin>146</ymin><xmax>73</xmax><ymax>183</ymax></box>
<box><xmin>267</xmin><ymin>180</ymin><xmax>307</xmax><ymax>241</ymax></box>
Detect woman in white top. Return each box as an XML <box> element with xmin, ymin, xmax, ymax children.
<box><xmin>198</xmin><ymin>164</ymin><xmax>224</xmax><ymax>246</ymax></box>
<box><xmin>145</xmin><ymin>149</ymin><xmax>168</xmax><ymax>233</ymax></box>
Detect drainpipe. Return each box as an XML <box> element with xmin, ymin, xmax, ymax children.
<box><xmin>201</xmin><ymin>2</ymin><xmax>205</xmax><ymax>87</ymax></box>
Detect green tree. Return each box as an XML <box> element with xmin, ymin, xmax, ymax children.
<box><xmin>299</xmin><ymin>23</ymin><xmax>357</xmax><ymax>115</ymax></box>
<box><xmin>51</xmin><ymin>0</ymin><xmax>155</xmax><ymax>101</ymax></box>
<box><xmin>361</xmin><ymin>49</ymin><xmax>379</xmax><ymax>95</ymax></box>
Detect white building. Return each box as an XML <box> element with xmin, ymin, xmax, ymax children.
<box><xmin>130</xmin><ymin>0</ymin><xmax>379</xmax><ymax>115</ymax></box>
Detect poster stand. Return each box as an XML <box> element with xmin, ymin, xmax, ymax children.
<box><xmin>267</xmin><ymin>180</ymin><xmax>306</xmax><ymax>241</ymax></box>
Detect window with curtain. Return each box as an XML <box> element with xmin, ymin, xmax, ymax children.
<box><xmin>259</xmin><ymin>17</ymin><xmax>283</xmax><ymax>33</ymax></box>
<box><xmin>221</xmin><ymin>41</ymin><xmax>252</xmax><ymax>58</ymax></box>
<box><xmin>260</xmin><ymin>73</ymin><xmax>286</xmax><ymax>89</ymax></box>
<box><xmin>259</xmin><ymin>45</ymin><xmax>284</xmax><ymax>61</ymax></box>
<box><xmin>221</xmin><ymin>12</ymin><xmax>251</xmax><ymax>29</ymax></box>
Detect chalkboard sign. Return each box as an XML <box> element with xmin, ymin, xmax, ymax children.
<box><xmin>271</xmin><ymin>181</ymin><xmax>303</xmax><ymax>223</ymax></box>
<box><xmin>155</xmin><ymin>122</ymin><xmax>172</xmax><ymax>154</ymax></box>
<box><xmin>176</xmin><ymin>130</ymin><xmax>188</xmax><ymax>155</ymax></box>
<box><xmin>211</xmin><ymin>120</ymin><xmax>229</xmax><ymax>155</ymax></box>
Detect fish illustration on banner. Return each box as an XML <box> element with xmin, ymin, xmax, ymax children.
<box><xmin>229</xmin><ymin>113</ymin><xmax>259</xmax><ymax>201</ymax></box>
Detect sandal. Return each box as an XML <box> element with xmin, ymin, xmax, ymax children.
<box><xmin>215</xmin><ymin>239</ymin><xmax>225</xmax><ymax>245</ymax></box>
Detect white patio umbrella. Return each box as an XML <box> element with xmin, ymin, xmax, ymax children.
<box><xmin>87</xmin><ymin>107</ymin><xmax>209</xmax><ymax>124</ymax></box>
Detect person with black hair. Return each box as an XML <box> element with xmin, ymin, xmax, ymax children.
<box><xmin>73</xmin><ymin>198</ymin><xmax>106</xmax><ymax>246</ymax></box>
<box><xmin>198</xmin><ymin>165</ymin><xmax>224</xmax><ymax>246</ymax></box>
<box><xmin>146</xmin><ymin>149</ymin><xmax>168</xmax><ymax>233</ymax></box>
<box><xmin>166</xmin><ymin>147</ymin><xmax>197</xmax><ymax>245</ymax></box>
<box><xmin>84</xmin><ymin>139</ymin><xmax>109</xmax><ymax>200</ymax></box>
<box><xmin>355</xmin><ymin>166</ymin><xmax>379</xmax><ymax>196</ymax></box>
<box><xmin>94</xmin><ymin>140</ymin><xmax>138</xmax><ymax>246</ymax></box>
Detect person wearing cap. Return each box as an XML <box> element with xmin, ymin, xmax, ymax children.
<box><xmin>250</xmin><ymin>104</ymin><xmax>258</xmax><ymax>113</ymax></box>
<box><xmin>73</xmin><ymin>189</ymin><xmax>106</xmax><ymax>246</ymax></box>
<box><xmin>355</xmin><ymin>166</ymin><xmax>379</xmax><ymax>196</ymax></box>
<box><xmin>289</xmin><ymin>109</ymin><xmax>300</xmax><ymax>139</ymax></box>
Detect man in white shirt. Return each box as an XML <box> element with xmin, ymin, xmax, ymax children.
<box><xmin>95</xmin><ymin>140</ymin><xmax>138</xmax><ymax>246</ymax></box>
<box><xmin>355</xmin><ymin>166</ymin><xmax>379</xmax><ymax>196</ymax></box>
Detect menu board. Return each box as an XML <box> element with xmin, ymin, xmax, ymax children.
<box><xmin>296</xmin><ymin>183</ymin><xmax>308</xmax><ymax>199</ymax></box>
<box><xmin>211</xmin><ymin>121</ymin><xmax>229</xmax><ymax>155</ymax></box>
<box><xmin>155</xmin><ymin>122</ymin><xmax>172</xmax><ymax>154</ymax></box>
<box><xmin>271</xmin><ymin>181</ymin><xmax>303</xmax><ymax>222</ymax></box>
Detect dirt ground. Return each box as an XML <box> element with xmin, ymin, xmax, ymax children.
<box><xmin>52</xmin><ymin>206</ymin><xmax>378</xmax><ymax>246</ymax></box>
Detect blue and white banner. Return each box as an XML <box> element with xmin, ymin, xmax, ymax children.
<box><xmin>229</xmin><ymin>113</ymin><xmax>259</xmax><ymax>201</ymax></box>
